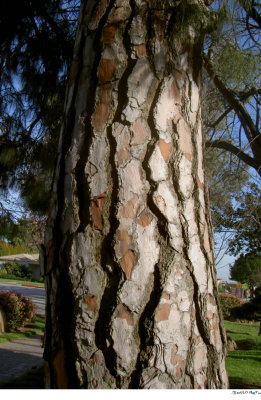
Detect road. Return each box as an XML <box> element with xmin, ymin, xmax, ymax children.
<box><xmin>0</xmin><ymin>282</ymin><xmax>45</xmax><ymax>315</ymax></box>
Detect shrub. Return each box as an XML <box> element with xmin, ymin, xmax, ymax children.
<box><xmin>254</xmin><ymin>286</ymin><xmax>261</xmax><ymax>301</ymax></box>
<box><xmin>0</xmin><ymin>273</ymin><xmax>28</xmax><ymax>281</ymax></box>
<box><xmin>0</xmin><ymin>290</ymin><xmax>35</xmax><ymax>331</ymax></box>
<box><xmin>1</xmin><ymin>261</ymin><xmax>31</xmax><ymax>279</ymax></box>
<box><xmin>230</xmin><ymin>288</ymin><xmax>261</xmax><ymax>321</ymax></box>
<box><xmin>230</xmin><ymin>301</ymin><xmax>261</xmax><ymax>321</ymax></box>
<box><xmin>219</xmin><ymin>293</ymin><xmax>243</xmax><ymax>320</ymax></box>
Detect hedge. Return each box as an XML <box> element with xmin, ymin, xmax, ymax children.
<box><xmin>219</xmin><ymin>293</ymin><xmax>243</xmax><ymax>320</ymax></box>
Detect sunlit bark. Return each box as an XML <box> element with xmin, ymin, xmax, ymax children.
<box><xmin>44</xmin><ymin>0</ymin><xmax>228</xmax><ymax>389</ymax></box>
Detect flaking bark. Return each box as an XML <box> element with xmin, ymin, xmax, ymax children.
<box><xmin>44</xmin><ymin>0</ymin><xmax>228</xmax><ymax>389</ymax></box>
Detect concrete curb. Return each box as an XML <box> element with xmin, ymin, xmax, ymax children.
<box><xmin>21</xmin><ymin>284</ymin><xmax>45</xmax><ymax>289</ymax></box>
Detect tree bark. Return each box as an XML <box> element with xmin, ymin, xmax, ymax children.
<box><xmin>44</xmin><ymin>0</ymin><xmax>228</xmax><ymax>389</ymax></box>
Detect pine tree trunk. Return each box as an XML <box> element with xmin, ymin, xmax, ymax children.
<box><xmin>44</xmin><ymin>0</ymin><xmax>228</xmax><ymax>389</ymax></box>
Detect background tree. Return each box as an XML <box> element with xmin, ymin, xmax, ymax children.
<box><xmin>0</xmin><ymin>0</ymin><xmax>259</xmax><ymax>386</ymax></box>
<box><xmin>230</xmin><ymin>253</ymin><xmax>261</xmax><ymax>294</ymax></box>
<box><xmin>205</xmin><ymin>147</ymin><xmax>249</xmax><ymax>230</ymax></box>
<box><xmin>202</xmin><ymin>0</ymin><xmax>261</xmax><ymax>268</ymax></box>
<box><xmin>204</xmin><ymin>0</ymin><xmax>261</xmax><ymax>176</ymax></box>
<box><xmin>211</xmin><ymin>182</ymin><xmax>261</xmax><ymax>257</ymax></box>
<box><xmin>0</xmin><ymin>0</ymin><xmax>79</xmax><ymax>214</ymax></box>
<box><xmin>230</xmin><ymin>286</ymin><xmax>261</xmax><ymax>333</ymax></box>
<box><xmin>204</xmin><ymin>145</ymin><xmax>252</xmax><ymax>266</ymax></box>
<box><xmin>0</xmin><ymin>191</ymin><xmax>45</xmax><ymax>252</ymax></box>
<box><xmin>227</xmin><ymin>183</ymin><xmax>261</xmax><ymax>256</ymax></box>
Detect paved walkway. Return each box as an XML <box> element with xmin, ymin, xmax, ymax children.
<box><xmin>0</xmin><ymin>334</ymin><xmax>44</xmax><ymax>382</ymax></box>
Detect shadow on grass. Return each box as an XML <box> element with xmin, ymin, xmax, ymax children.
<box><xmin>25</xmin><ymin>315</ymin><xmax>45</xmax><ymax>330</ymax></box>
<box><xmin>228</xmin><ymin>353</ymin><xmax>261</xmax><ymax>363</ymax></box>
<box><xmin>229</xmin><ymin>377</ymin><xmax>261</xmax><ymax>389</ymax></box>
<box><xmin>226</xmin><ymin>330</ymin><xmax>253</xmax><ymax>336</ymax></box>
<box><xmin>236</xmin><ymin>340</ymin><xmax>261</xmax><ymax>351</ymax></box>
<box><xmin>0</xmin><ymin>365</ymin><xmax>44</xmax><ymax>389</ymax></box>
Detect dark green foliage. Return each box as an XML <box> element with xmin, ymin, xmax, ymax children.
<box><xmin>206</xmin><ymin>147</ymin><xmax>249</xmax><ymax>230</ymax></box>
<box><xmin>230</xmin><ymin>301</ymin><xmax>261</xmax><ymax>322</ymax></box>
<box><xmin>230</xmin><ymin>253</ymin><xmax>261</xmax><ymax>287</ymax></box>
<box><xmin>255</xmin><ymin>286</ymin><xmax>261</xmax><ymax>300</ymax></box>
<box><xmin>207</xmin><ymin>182</ymin><xmax>261</xmax><ymax>257</ymax></box>
<box><xmin>0</xmin><ymin>213</ymin><xmax>45</xmax><ymax>250</ymax></box>
<box><xmin>228</xmin><ymin>185</ymin><xmax>261</xmax><ymax>256</ymax></box>
<box><xmin>0</xmin><ymin>214</ymin><xmax>21</xmax><ymax>242</ymax></box>
<box><xmin>1</xmin><ymin>261</ymin><xmax>31</xmax><ymax>279</ymax></box>
<box><xmin>175</xmin><ymin>1</ymin><xmax>216</xmax><ymax>32</ymax></box>
<box><xmin>20</xmin><ymin>172</ymin><xmax>52</xmax><ymax>214</ymax></box>
<box><xmin>0</xmin><ymin>273</ymin><xmax>29</xmax><ymax>281</ymax></box>
<box><xmin>215</xmin><ymin>44</ymin><xmax>259</xmax><ymax>87</ymax></box>
<box><xmin>219</xmin><ymin>293</ymin><xmax>242</xmax><ymax>319</ymax></box>
<box><xmin>0</xmin><ymin>0</ymin><xmax>79</xmax><ymax>213</ymax></box>
<box><xmin>230</xmin><ymin>286</ymin><xmax>261</xmax><ymax>321</ymax></box>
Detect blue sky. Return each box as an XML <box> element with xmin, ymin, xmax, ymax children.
<box><xmin>216</xmin><ymin>253</ymin><xmax>235</xmax><ymax>282</ymax></box>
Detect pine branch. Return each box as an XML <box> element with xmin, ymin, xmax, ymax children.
<box><xmin>206</xmin><ymin>88</ymin><xmax>261</xmax><ymax>129</ymax></box>
<box><xmin>203</xmin><ymin>53</ymin><xmax>261</xmax><ymax>171</ymax></box>
<box><xmin>246</xmin><ymin>3</ymin><xmax>261</xmax><ymax>27</ymax></box>
<box><xmin>207</xmin><ymin>107</ymin><xmax>232</xmax><ymax>129</ymax></box>
<box><xmin>206</xmin><ymin>140</ymin><xmax>261</xmax><ymax>174</ymax></box>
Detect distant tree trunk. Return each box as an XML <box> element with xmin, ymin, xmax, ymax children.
<box><xmin>44</xmin><ymin>0</ymin><xmax>228</xmax><ymax>389</ymax></box>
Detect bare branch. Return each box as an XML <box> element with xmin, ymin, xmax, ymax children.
<box><xmin>206</xmin><ymin>140</ymin><xmax>261</xmax><ymax>173</ymax></box>
<box><xmin>204</xmin><ymin>0</ymin><xmax>215</xmax><ymax>5</ymax></box>
<box><xmin>245</xmin><ymin>2</ymin><xmax>261</xmax><ymax>27</ymax></box>
<box><xmin>207</xmin><ymin>107</ymin><xmax>232</xmax><ymax>129</ymax></box>
<box><xmin>203</xmin><ymin>53</ymin><xmax>261</xmax><ymax>169</ymax></box>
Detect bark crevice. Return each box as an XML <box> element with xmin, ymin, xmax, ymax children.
<box><xmin>129</xmin><ymin>245</ymin><xmax>177</xmax><ymax>388</ymax></box>
<box><xmin>142</xmin><ymin>78</ymin><xmax>172</xmax><ymax>242</ymax></box>
<box><xmin>93</xmin><ymin>1</ymin><xmax>138</xmax><ymax>379</ymax></box>
<box><xmin>94</xmin><ymin>123</ymin><xmax>123</xmax><ymax>379</ymax></box>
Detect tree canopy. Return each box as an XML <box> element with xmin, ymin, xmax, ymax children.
<box><xmin>204</xmin><ymin>0</ymin><xmax>261</xmax><ymax>176</ymax></box>
<box><xmin>0</xmin><ymin>0</ymin><xmax>79</xmax><ymax>213</ymax></box>
<box><xmin>209</xmin><ymin>181</ymin><xmax>261</xmax><ymax>257</ymax></box>
<box><xmin>230</xmin><ymin>253</ymin><xmax>261</xmax><ymax>287</ymax></box>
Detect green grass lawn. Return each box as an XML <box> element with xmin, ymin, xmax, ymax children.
<box><xmin>0</xmin><ymin>314</ymin><xmax>45</xmax><ymax>343</ymax></box>
<box><xmin>224</xmin><ymin>320</ymin><xmax>261</xmax><ymax>389</ymax></box>
<box><xmin>0</xmin><ymin>277</ymin><xmax>44</xmax><ymax>287</ymax></box>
